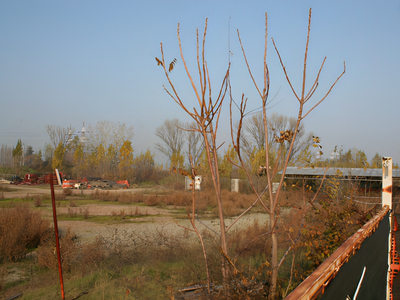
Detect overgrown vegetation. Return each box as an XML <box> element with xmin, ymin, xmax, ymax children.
<box><xmin>91</xmin><ymin>189</ymin><xmax>261</xmax><ymax>217</ymax></box>
<box><xmin>0</xmin><ymin>205</ymin><xmax>50</xmax><ymax>263</ymax></box>
<box><xmin>0</xmin><ymin>181</ymin><xmax>373</xmax><ymax>299</ymax></box>
<box><xmin>1</xmin><ymin>7</ymin><xmax>390</xmax><ymax>300</ymax></box>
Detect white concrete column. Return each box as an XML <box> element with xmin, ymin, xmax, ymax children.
<box><xmin>382</xmin><ymin>157</ymin><xmax>392</xmax><ymax>209</ymax></box>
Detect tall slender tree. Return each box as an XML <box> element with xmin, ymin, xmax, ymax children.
<box><xmin>232</xmin><ymin>9</ymin><xmax>345</xmax><ymax>298</ymax></box>
<box><xmin>157</xmin><ymin>18</ymin><xmax>231</xmax><ymax>293</ymax></box>
<box><xmin>52</xmin><ymin>142</ymin><xmax>65</xmax><ymax>170</ymax></box>
<box><xmin>12</xmin><ymin>139</ymin><xmax>23</xmax><ymax>169</ymax></box>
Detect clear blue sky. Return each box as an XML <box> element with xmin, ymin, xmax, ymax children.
<box><xmin>1</xmin><ymin>1</ymin><xmax>400</xmax><ymax>165</ymax></box>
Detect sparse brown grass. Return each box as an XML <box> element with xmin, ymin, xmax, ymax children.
<box><xmin>0</xmin><ymin>185</ymin><xmax>11</xmax><ymax>192</ymax></box>
<box><xmin>82</xmin><ymin>206</ymin><xmax>90</xmax><ymax>219</ymax></box>
<box><xmin>90</xmin><ymin>189</ymin><xmax>262</xmax><ymax>217</ymax></box>
<box><xmin>33</xmin><ymin>194</ymin><xmax>42</xmax><ymax>207</ymax></box>
<box><xmin>37</xmin><ymin>228</ymin><xmax>95</xmax><ymax>273</ymax></box>
<box><xmin>0</xmin><ymin>204</ymin><xmax>50</xmax><ymax>262</ymax></box>
<box><xmin>35</xmin><ymin>225</ymin><xmax>222</xmax><ymax>284</ymax></box>
<box><xmin>0</xmin><ymin>184</ymin><xmax>362</xmax><ymax>299</ymax></box>
<box><xmin>229</xmin><ymin>220</ymin><xmax>269</xmax><ymax>258</ymax></box>
<box><xmin>62</xmin><ymin>188</ymin><xmax>73</xmax><ymax>197</ymax></box>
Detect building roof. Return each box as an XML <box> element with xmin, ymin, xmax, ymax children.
<box><xmin>282</xmin><ymin>167</ymin><xmax>400</xmax><ymax>178</ymax></box>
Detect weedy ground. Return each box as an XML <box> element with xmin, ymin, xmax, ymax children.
<box><xmin>0</xmin><ymin>183</ymin><xmax>369</xmax><ymax>299</ymax></box>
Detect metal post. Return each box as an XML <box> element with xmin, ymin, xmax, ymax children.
<box><xmin>382</xmin><ymin>157</ymin><xmax>393</xmax><ymax>300</ymax></box>
<box><xmin>50</xmin><ymin>173</ymin><xmax>65</xmax><ymax>300</ymax></box>
<box><xmin>382</xmin><ymin>157</ymin><xmax>392</xmax><ymax>209</ymax></box>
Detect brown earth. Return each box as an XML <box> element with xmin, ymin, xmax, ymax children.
<box><xmin>0</xmin><ymin>184</ymin><xmax>272</xmax><ymax>294</ymax></box>
<box><xmin>0</xmin><ymin>184</ymin><xmax>271</xmax><ymax>244</ymax></box>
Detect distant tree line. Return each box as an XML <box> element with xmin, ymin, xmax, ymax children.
<box><xmin>0</xmin><ymin>116</ymin><xmax>394</xmax><ymax>185</ymax></box>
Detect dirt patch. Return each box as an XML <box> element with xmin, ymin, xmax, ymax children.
<box><xmin>56</xmin><ymin>203</ymin><xmax>165</xmax><ymax>216</ymax></box>
<box><xmin>57</xmin><ymin>212</ymin><xmax>271</xmax><ymax>244</ymax></box>
<box><xmin>0</xmin><ymin>184</ymin><xmax>168</xmax><ymax>199</ymax></box>
<box><xmin>0</xmin><ymin>184</ymin><xmax>52</xmax><ymax>199</ymax></box>
<box><xmin>1</xmin><ymin>266</ymin><xmax>28</xmax><ymax>285</ymax></box>
<box><xmin>2</xmin><ymin>185</ymin><xmax>273</xmax><ymax>244</ymax></box>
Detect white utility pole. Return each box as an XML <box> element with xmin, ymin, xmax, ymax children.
<box><xmin>382</xmin><ymin>157</ymin><xmax>392</xmax><ymax>209</ymax></box>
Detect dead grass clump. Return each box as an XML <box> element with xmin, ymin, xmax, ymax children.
<box><xmin>129</xmin><ymin>189</ymin><xmax>259</xmax><ymax>216</ymax></box>
<box><xmin>220</xmin><ymin>190</ymin><xmax>256</xmax><ymax>217</ymax></box>
<box><xmin>175</xmin><ymin>189</ymin><xmax>218</xmax><ymax>213</ymax></box>
<box><xmin>81</xmin><ymin>206</ymin><xmax>90</xmax><ymax>219</ymax></box>
<box><xmin>79</xmin><ymin>238</ymin><xmax>107</xmax><ymax>274</ymax></box>
<box><xmin>115</xmin><ymin>192</ymin><xmax>149</xmax><ymax>204</ymax></box>
<box><xmin>195</xmin><ymin>197</ymin><xmax>208</xmax><ymax>211</ymax></box>
<box><xmin>174</xmin><ymin>182</ymin><xmax>184</xmax><ymax>190</ymax></box>
<box><xmin>200</xmin><ymin>190</ymin><xmax>218</xmax><ymax>208</ymax></box>
<box><xmin>0</xmin><ymin>204</ymin><xmax>50</xmax><ymax>262</ymax></box>
<box><xmin>117</xmin><ymin>193</ymin><xmax>133</xmax><ymax>203</ymax></box>
<box><xmin>228</xmin><ymin>220</ymin><xmax>269</xmax><ymax>258</ymax></box>
<box><xmin>90</xmin><ymin>190</ymin><xmax>119</xmax><ymax>202</ymax></box>
<box><xmin>134</xmin><ymin>207</ymin><xmax>141</xmax><ymax>216</ymax></box>
<box><xmin>37</xmin><ymin>228</ymin><xmax>80</xmax><ymax>272</ymax></box>
<box><xmin>68</xmin><ymin>207</ymin><xmax>77</xmax><ymax>218</ymax></box>
<box><xmin>90</xmin><ymin>189</ymin><xmax>100</xmax><ymax>199</ymax></box>
<box><xmin>144</xmin><ymin>195</ymin><xmax>160</xmax><ymax>206</ymax></box>
<box><xmin>129</xmin><ymin>193</ymin><xmax>146</xmax><ymax>203</ymax></box>
<box><xmin>0</xmin><ymin>185</ymin><xmax>11</xmax><ymax>192</ymax></box>
<box><xmin>33</xmin><ymin>225</ymin><xmax>228</xmax><ymax>297</ymax></box>
<box><xmin>227</xmin><ymin>220</ymin><xmax>271</xmax><ymax>281</ymax></box>
<box><xmin>280</xmin><ymin>190</ymin><xmax>306</xmax><ymax>208</ymax></box>
<box><xmin>33</xmin><ymin>195</ymin><xmax>42</xmax><ymax>207</ymax></box>
<box><xmin>163</xmin><ymin>191</ymin><xmax>191</xmax><ymax>207</ymax></box>
<box><xmin>62</xmin><ymin>188</ymin><xmax>73</xmax><ymax>197</ymax></box>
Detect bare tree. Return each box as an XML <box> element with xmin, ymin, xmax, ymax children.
<box><xmin>243</xmin><ymin>112</ymin><xmax>313</xmax><ymax>169</ymax></box>
<box><xmin>185</xmin><ymin>121</ymin><xmax>203</xmax><ymax>166</ymax></box>
<box><xmin>45</xmin><ymin>125</ymin><xmax>73</xmax><ymax>150</ymax></box>
<box><xmin>231</xmin><ymin>9</ymin><xmax>345</xmax><ymax>299</ymax></box>
<box><xmin>244</xmin><ymin>112</ymin><xmax>312</xmax><ymax>153</ymax></box>
<box><xmin>157</xmin><ymin>18</ymin><xmax>231</xmax><ymax>293</ymax></box>
<box><xmin>0</xmin><ymin>144</ymin><xmax>13</xmax><ymax>167</ymax></box>
<box><xmin>87</xmin><ymin>120</ymin><xmax>133</xmax><ymax>151</ymax></box>
<box><xmin>243</xmin><ymin>112</ymin><xmax>266</xmax><ymax>151</ymax></box>
<box><xmin>158</xmin><ymin>9</ymin><xmax>343</xmax><ymax>298</ymax></box>
<box><xmin>155</xmin><ymin>118</ymin><xmax>186</xmax><ymax>168</ymax></box>
<box><xmin>43</xmin><ymin>143</ymin><xmax>54</xmax><ymax>167</ymax></box>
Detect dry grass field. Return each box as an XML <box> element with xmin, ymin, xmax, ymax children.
<box><xmin>0</xmin><ymin>183</ymin><xmax>283</xmax><ymax>299</ymax></box>
<box><xmin>0</xmin><ymin>180</ymin><xmax>373</xmax><ymax>299</ymax></box>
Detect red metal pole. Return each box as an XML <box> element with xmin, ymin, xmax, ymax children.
<box><xmin>50</xmin><ymin>173</ymin><xmax>65</xmax><ymax>300</ymax></box>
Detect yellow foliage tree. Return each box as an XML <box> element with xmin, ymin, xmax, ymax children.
<box><xmin>219</xmin><ymin>144</ymin><xmax>238</xmax><ymax>177</ymax></box>
<box><xmin>52</xmin><ymin>142</ymin><xmax>65</xmax><ymax>170</ymax></box>
<box><xmin>118</xmin><ymin>140</ymin><xmax>133</xmax><ymax>179</ymax></box>
<box><xmin>170</xmin><ymin>150</ymin><xmax>185</xmax><ymax>169</ymax></box>
<box><xmin>72</xmin><ymin>143</ymin><xmax>85</xmax><ymax>178</ymax></box>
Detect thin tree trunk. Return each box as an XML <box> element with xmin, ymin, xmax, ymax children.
<box><xmin>269</xmin><ymin>220</ymin><xmax>278</xmax><ymax>299</ymax></box>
